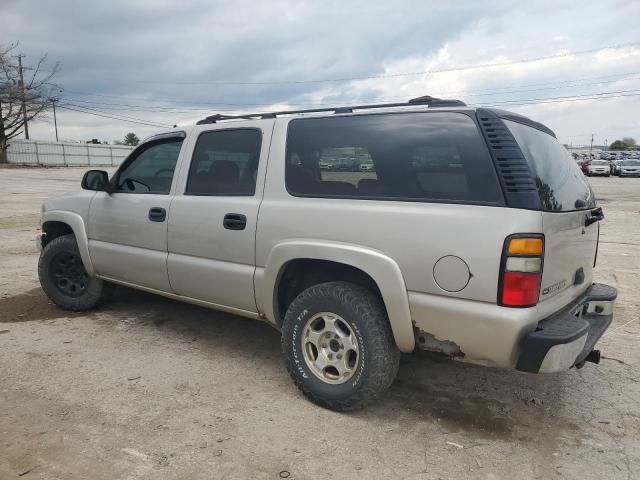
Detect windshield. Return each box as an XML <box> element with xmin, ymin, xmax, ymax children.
<box><xmin>505</xmin><ymin>120</ymin><xmax>596</xmax><ymax>212</ymax></box>
<box><xmin>591</xmin><ymin>160</ymin><xmax>608</xmax><ymax>165</ymax></box>
<box><xmin>622</xmin><ymin>160</ymin><xmax>640</xmax><ymax>166</ymax></box>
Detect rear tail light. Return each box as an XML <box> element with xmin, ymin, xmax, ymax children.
<box><xmin>499</xmin><ymin>235</ymin><xmax>544</xmax><ymax>307</ymax></box>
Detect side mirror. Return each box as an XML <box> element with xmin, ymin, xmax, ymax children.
<box><xmin>81</xmin><ymin>170</ymin><xmax>109</xmax><ymax>191</ymax></box>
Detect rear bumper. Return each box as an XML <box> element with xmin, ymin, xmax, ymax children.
<box><xmin>516</xmin><ymin>283</ymin><xmax>617</xmax><ymax>373</ymax></box>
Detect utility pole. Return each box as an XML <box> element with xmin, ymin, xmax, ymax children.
<box><xmin>589</xmin><ymin>133</ymin><xmax>594</xmax><ymax>159</ymax></box>
<box><xmin>16</xmin><ymin>54</ymin><xmax>29</xmax><ymax>140</ymax></box>
<box><xmin>52</xmin><ymin>100</ymin><xmax>59</xmax><ymax>142</ymax></box>
<box><xmin>604</xmin><ymin>138</ymin><xmax>608</xmax><ymax>151</ymax></box>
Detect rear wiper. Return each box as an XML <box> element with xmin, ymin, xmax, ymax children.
<box><xmin>585</xmin><ymin>207</ymin><xmax>604</xmax><ymax>226</ymax></box>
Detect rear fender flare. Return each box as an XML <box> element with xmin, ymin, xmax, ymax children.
<box><xmin>258</xmin><ymin>240</ymin><xmax>415</xmax><ymax>352</ymax></box>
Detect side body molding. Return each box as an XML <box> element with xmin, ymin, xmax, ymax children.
<box><xmin>256</xmin><ymin>240</ymin><xmax>415</xmax><ymax>352</ymax></box>
<box><xmin>42</xmin><ymin>210</ymin><xmax>94</xmax><ymax>276</ymax></box>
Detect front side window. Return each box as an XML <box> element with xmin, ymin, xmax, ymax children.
<box><xmin>285</xmin><ymin>112</ymin><xmax>503</xmax><ymax>203</ymax></box>
<box><xmin>116</xmin><ymin>138</ymin><xmax>183</xmax><ymax>194</ymax></box>
<box><xmin>186</xmin><ymin>129</ymin><xmax>262</xmax><ymax>195</ymax></box>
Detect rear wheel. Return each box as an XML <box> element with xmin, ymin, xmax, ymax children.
<box><xmin>38</xmin><ymin>234</ymin><xmax>113</xmax><ymax>311</ymax></box>
<box><xmin>281</xmin><ymin>281</ymin><xmax>400</xmax><ymax>411</ymax></box>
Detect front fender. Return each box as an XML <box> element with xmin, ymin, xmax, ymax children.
<box><xmin>256</xmin><ymin>240</ymin><xmax>415</xmax><ymax>352</ymax></box>
<box><xmin>42</xmin><ymin>210</ymin><xmax>94</xmax><ymax>276</ymax></box>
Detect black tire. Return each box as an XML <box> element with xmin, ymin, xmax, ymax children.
<box><xmin>281</xmin><ymin>281</ymin><xmax>400</xmax><ymax>411</ymax></box>
<box><xmin>38</xmin><ymin>234</ymin><xmax>113</xmax><ymax>311</ymax></box>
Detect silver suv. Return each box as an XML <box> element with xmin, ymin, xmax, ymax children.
<box><xmin>37</xmin><ymin>96</ymin><xmax>617</xmax><ymax>410</ymax></box>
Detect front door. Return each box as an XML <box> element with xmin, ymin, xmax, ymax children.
<box><xmin>88</xmin><ymin>135</ymin><xmax>185</xmax><ymax>292</ymax></box>
<box><xmin>167</xmin><ymin>124</ymin><xmax>272</xmax><ymax>313</ymax></box>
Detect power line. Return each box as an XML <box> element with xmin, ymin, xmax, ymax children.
<box><xmin>56</xmin><ymin>88</ymin><xmax>640</xmax><ymax>129</ymax></box>
<box><xmin>57</xmin><ymin>104</ymin><xmax>171</xmax><ymax>128</ymax></box>
<box><xmin>59</xmin><ymin>85</ymin><xmax>640</xmax><ymax>119</ymax></box>
<box><xmin>61</xmin><ymin>69</ymin><xmax>640</xmax><ymax>103</ymax></box>
<box><xmin>59</xmin><ymin>70</ymin><xmax>640</xmax><ymax>113</ymax></box>
<box><xmin>473</xmin><ymin>88</ymin><xmax>640</xmax><ymax>106</ymax></box>
<box><xmin>60</xmin><ymin>102</ymin><xmax>173</xmax><ymax>126</ymax></box>
<box><xmin>473</xmin><ymin>91</ymin><xmax>640</xmax><ymax>107</ymax></box>
<box><xmin>115</xmin><ymin>41</ymin><xmax>640</xmax><ymax>86</ymax></box>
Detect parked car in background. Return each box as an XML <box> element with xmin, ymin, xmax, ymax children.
<box><xmin>618</xmin><ymin>159</ymin><xmax>640</xmax><ymax>177</ymax></box>
<box><xmin>580</xmin><ymin>158</ymin><xmax>591</xmax><ymax>174</ymax></box>
<box><xmin>587</xmin><ymin>160</ymin><xmax>611</xmax><ymax>176</ymax></box>
<box><xmin>610</xmin><ymin>159</ymin><xmax>622</xmax><ymax>175</ymax></box>
<box><xmin>359</xmin><ymin>162</ymin><xmax>374</xmax><ymax>171</ymax></box>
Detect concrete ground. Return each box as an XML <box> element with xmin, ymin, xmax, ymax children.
<box><xmin>0</xmin><ymin>167</ymin><xmax>638</xmax><ymax>480</ymax></box>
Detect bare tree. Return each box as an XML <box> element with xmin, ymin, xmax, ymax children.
<box><xmin>0</xmin><ymin>43</ymin><xmax>60</xmax><ymax>163</ymax></box>
<box><xmin>622</xmin><ymin>137</ymin><xmax>637</xmax><ymax>148</ymax></box>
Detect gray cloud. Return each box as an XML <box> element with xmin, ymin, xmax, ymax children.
<box><xmin>2</xmin><ymin>0</ymin><xmax>640</xmax><ymax>142</ymax></box>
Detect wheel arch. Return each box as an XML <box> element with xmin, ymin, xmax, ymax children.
<box><xmin>41</xmin><ymin>211</ymin><xmax>94</xmax><ymax>276</ymax></box>
<box><xmin>257</xmin><ymin>240</ymin><xmax>415</xmax><ymax>352</ymax></box>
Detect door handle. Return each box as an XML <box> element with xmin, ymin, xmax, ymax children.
<box><xmin>148</xmin><ymin>207</ymin><xmax>166</xmax><ymax>222</ymax></box>
<box><xmin>223</xmin><ymin>213</ymin><xmax>247</xmax><ymax>230</ymax></box>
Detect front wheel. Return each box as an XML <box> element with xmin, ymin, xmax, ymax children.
<box><xmin>281</xmin><ymin>281</ymin><xmax>400</xmax><ymax>411</ymax></box>
<box><xmin>38</xmin><ymin>234</ymin><xmax>113</xmax><ymax>311</ymax></box>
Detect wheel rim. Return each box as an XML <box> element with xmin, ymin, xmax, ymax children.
<box><xmin>50</xmin><ymin>251</ymin><xmax>89</xmax><ymax>297</ymax></box>
<box><xmin>301</xmin><ymin>312</ymin><xmax>359</xmax><ymax>385</ymax></box>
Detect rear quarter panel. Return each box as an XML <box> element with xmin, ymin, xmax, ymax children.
<box><xmin>256</xmin><ymin>117</ymin><xmax>544</xmax><ymax>361</ymax></box>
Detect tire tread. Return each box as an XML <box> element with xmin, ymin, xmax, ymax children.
<box><xmin>281</xmin><ymin>281</ymin><xmax>400</xmax><ymax>411</ymax></box>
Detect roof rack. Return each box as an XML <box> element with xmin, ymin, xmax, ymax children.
<box><xmin>195</xmin><ymin>95</ymin><xmax>466</xmax><ymax>124</ymax></box>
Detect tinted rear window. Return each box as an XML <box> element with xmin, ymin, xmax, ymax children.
<box><xmin>505</xmin><ymin>120</ymin><xmax>595</xmax><ymax>211</ymax></box>
<box><xmin>285</xmin><ymin>112</ymin><xmax>503</xmax><ymax>204</ymax></box>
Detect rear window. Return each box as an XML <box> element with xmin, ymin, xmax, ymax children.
<box><xmin>285</xmin><ymin>112</ymin><xmax>503</xmax><ymax>204</ymax></box>
<box><xmin>505</xmin><ymin>120</ymin><xmax>596</xmax><ymax>211</ymax></box>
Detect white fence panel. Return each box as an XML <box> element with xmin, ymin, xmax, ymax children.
<box><xmin>37</xmin><ymin>142</ymin><xmax>65</xmax><ymax>165</ymax></box>
<box><xmin>6</xmin><ymin>140</ymin><xmax>134</xmax><ymax>166</ymax></box>
<box><xmin>7</xmin><ymin>141</ymin><xmax>38</xmax><ymax>164</ymax></box>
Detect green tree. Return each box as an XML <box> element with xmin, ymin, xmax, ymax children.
<box><xmin>609</xmin><ymin>140</ymin><xmax>628</xmax><ymax>151</ymax></box>
<box><xmin>123</xmin><ymin>132</ymin><xmax>140</xmax><ymax>146</ymax></box>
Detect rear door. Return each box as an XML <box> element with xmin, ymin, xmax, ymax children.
<box><xmin>505</xmin><ymin>120</ymin><xmax>599</xmax><ymax>310</ymax></box>
<box><xmin>167</xmin><ymin>121</ymin><xmax>273</xmax><ymax>313</ymax></box>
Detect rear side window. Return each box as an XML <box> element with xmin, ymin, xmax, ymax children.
<box><xmin>186</xmin><ymin>129</ymin><xmax>262</xmax><ymax>196</ymax></box>
<box><xmin>285</xmin><ymin>112</ymin><xmax>503</xmax><ymax>204</ymax></box>
<box><xmin>505</xmin><ymin>120</ymin><xmax>596</xmax><ymax>211</ymax></box>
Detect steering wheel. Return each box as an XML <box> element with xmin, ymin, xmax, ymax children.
<box><xmin>122</xmin><ymin>177</ymin><xmax>150</xmax><ymax>192</ymax></box>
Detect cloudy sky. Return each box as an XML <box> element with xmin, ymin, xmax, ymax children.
<box><xmin>3</xmin><ymin>0</ymin><xmax>640</xmax><ymax>146</ymax></box>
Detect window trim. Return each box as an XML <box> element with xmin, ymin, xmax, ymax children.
<box><xmin>110</xmin><ymin>136</ymin><xmax>185</xmax><ymax>195</ymax></box>
<box><xmin>184</xmin><ymin>127</ymin><xmax>263</xmax><ymax>197</ymax></box>
<box><xmin>284</xmin><ymin>111</ymin><xmax>506</xmax><ymax>207</ymax></box>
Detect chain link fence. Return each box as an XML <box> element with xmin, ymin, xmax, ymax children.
<box><xmin>6</xmin><ymin>140</ymin><xmax>134</xmax><ymax>166</ymax></box>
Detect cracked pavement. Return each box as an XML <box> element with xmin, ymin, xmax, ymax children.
<box><xmin>0</xmin><ymin>167</ymin><xmax>638</xmax><ymax>479</ymax></box>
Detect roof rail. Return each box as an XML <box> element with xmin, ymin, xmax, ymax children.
<box><xmin>195</xmin><ymin>96</ymin><xmax>466</xmax><ymax>124</ymax></box>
